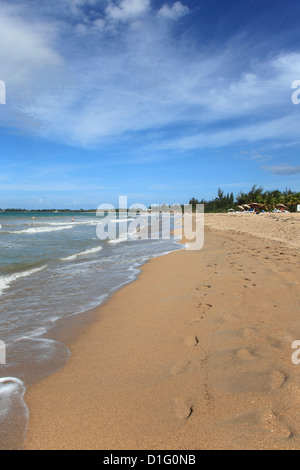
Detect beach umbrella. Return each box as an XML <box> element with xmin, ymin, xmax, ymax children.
<box><xmin>237</xmin><ymin>206</ymin><xmax>245</xmax><ymax>211</ymax></box>
<box><xmin>250</xmin><ymin>202</ymin><xmax>262</xmax><ymax>209</ymax></box>
<box><xmin>242</xmin><ymin>204</ymin><xmax>251</xmax><ymax>209</ymax></box>
<box><xmin>276</xmin><ymin>204</ymin><xmax>287</xmax><ymax>209</ymax></box>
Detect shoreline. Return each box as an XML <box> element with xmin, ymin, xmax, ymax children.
<box><xmin>24</xmin><ymin>215</ymin><xmax>300</xmax><ymax>450</ymax></box>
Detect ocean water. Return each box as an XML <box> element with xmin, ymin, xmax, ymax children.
<box><xmin>0</xmin><ymin>211</ymin><xmax>183</xmax><ymax>449</ymax></box>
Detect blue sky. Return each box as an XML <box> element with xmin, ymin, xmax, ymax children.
<box><xmin>0</xmin><ymin>0</ymin><xmax>300</xmax><ymax>209</ymax></box>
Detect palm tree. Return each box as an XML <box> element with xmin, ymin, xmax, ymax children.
<box><xmin>285</xmin><ymin>193</ymin><xmax>299</xmax><ymax>212</ymax></box>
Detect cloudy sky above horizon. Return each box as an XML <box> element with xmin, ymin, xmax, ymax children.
<box><xmin>0</xmin><ymin>0</ymin><xmax>300</xmax><ymax>209</ymax></box>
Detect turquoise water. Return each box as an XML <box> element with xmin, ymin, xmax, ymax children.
<box><xmin>0</xmin><ymin>211</ymin><xmax>182</xmax><ymax>449</ymax></box>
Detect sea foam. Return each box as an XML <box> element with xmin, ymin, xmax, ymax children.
<box><xmin>0</xmin><ymin>265</ymin><xmax>47</xmax><ymax>296</ymax></box>
<box><xmin>8</xmin><ymin>225</ymin><xmax>74</xmax><ymax>234</ymax></box>
<box><xmin>61</xmin><ymin>246</ymin><xmax>103</xmax><ymax>261</ymax></box>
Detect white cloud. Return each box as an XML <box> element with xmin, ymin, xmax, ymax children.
<box><xmin>1</xmin><ymin>0</ymin><xmax>300</xmax><ymax>155</ymax></box>
<box><xmin>238</xmin><ymin>151</ymin><xmax>272</xmax><ymax>163</ymax></box>
<box><xmin>27</xmin><ymin>0</ymin><xmax>98</xmax><ymax>20</ymax></box>
<box><xmin>0</xmin><ymin>2</ymin><xmax>63</xmax><ymax>130</ymax></box>
<box><xmin>158</xmin><ymin>1</ymin><xmax>190</xmax><ymax>20</ymax></box>
<box><xmin>105</xmin><ymin>0</ymin><xmax>150</xmax><ymax>22</ymax></box>
<box><xmin>262</xmin><ymin>164</ymin><xmax>300</xmax><ymax>175</ymax></box>
<box><xmin>64</xmin><ymin>0</ymin><xmax>97</xmax><ymax>15</ymax></box>
<box><xmin>164</xmin><ymin>114</ymin><xmax>300</xmax><ymax>150</ymax></box>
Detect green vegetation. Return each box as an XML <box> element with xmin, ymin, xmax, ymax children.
<box><xmin>190</xmin><ymin>186</ymin><xmax>300</xmax><ymax>213</ymax></box>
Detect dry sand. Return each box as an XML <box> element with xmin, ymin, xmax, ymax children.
<box><xmin>205</xmin><ymin>212</ymin><xmax>300</xmax><ymax>248</ymax></box>
<box><xmin>24</xmin><ymin>213</ymin><xmax>300</xmax><ymax>450</ymax></box>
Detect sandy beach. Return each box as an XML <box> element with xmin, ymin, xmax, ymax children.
<box><xmin>24</xmin><ymin>213</ymin><xmax>300</xmax><ymax>450</ymax></box>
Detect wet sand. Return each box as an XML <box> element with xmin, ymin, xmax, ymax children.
<box><xmin>24</xmin><ymin>214</ymin><xmax>300</xmax><ymax>450</ymax></box>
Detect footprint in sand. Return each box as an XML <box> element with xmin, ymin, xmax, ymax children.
<box><xmin>243</xmin><ymin>327</ymin><xmax>256</xmax><ymax>337</ymax></box>
<box><xmin>202</xmin><ymin>285</ymin><xmax>212</xmax><ymax>296</ymax></box>
<box><xmin>174</xmin><ymin>398</ymin><xmax>194</xmax><ymax>420</ymax></box>
<box><xmin>203</xmin><ymin>381</ymin><xmax>213</xmax><ymax>402</ymax></box>
<box><xmin>197</xmin><ymin>303</ymin><xmax>213</xmax><ymax>311</ymax></box>
<box><xmin>171</xmin><ymin>360</ymin><xmax>191</xmax><ymax>377</ymax></box>
<box><xmin>196</xmin><ymin>285</ymin><xmax>212</xmax><ymax>297</ymax></box>
<box><xmin>184</xmin><ymin>336</ymin><xmax>199</xmax><ymax>347</ymax></box>
<box><xmin>270</xmin><ymin>370</ymin><xmax>286</xmax><ymax>390</ymax></box>
<box><xmin>216</xmin><ymin>347</ymin><xmax>259</xmax><ymax>364</ymax></box>
<box><xmin>194</xmin><ymin>302</ymin><xmax>212</xmax><ymax>322</ymax></box>
<box><xmin>261</xmin><ymin>410</ymin><xmax>291</xmax><ymax>439</ymax></box>
<box><xmin>235</xmin><ymin>348</ymin><xmax>258</xmax><ymax>361</ymax></box>
<box><xmin>190</xmin><ymin>317</ymin><xmax>202</xmax><ymax>324</ymax></box>
<box><xmin>266</xmin><ymin>337</ymin><xmax>284</xmax><ymax>350</ymax></box>
<box><xmin>213</xmin><ymin>369</ymin><xmax>286</xmax><ymax>394</ymax></box>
